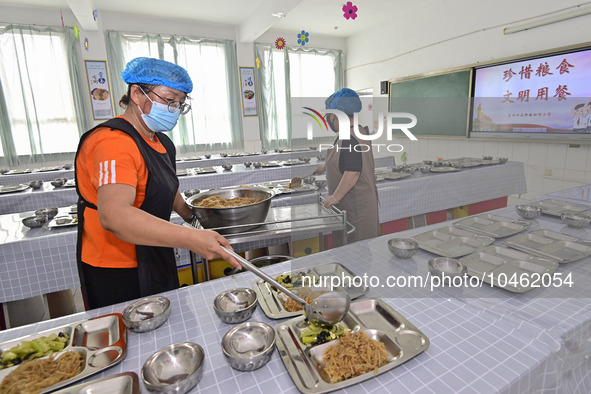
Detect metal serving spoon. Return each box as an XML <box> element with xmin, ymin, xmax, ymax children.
<box><xmin>222</xmin><ymin>246</ymin><xmax>350</xmax><ymax>326</ymax></box>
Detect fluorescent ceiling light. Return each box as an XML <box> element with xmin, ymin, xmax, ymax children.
<box><xmin>504</xmin><ymin>7</ymin><xmax>591</xmax><ymax>34</ymax></box>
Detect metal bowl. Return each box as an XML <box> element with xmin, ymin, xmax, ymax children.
<box><xmin>183</xmin><ymin>189</ymin><xmax>201</xmax><ymax>198</ymax></box>
<box><xmin>316</xmin><ymin>155</ymin><xmax>326</xmax><ymax>162</ymax></box>
<box><xmin>62</xmin><ymin>163</ymin><xmax>73</xmax><ymax>170</ymax></box>
<box><xmin>122</xmin><ymin>296</ymin><xmax>171</xmax><ymax>332</ymax></box>
<box><xmin>314</xmin><ymin>179</ymin><xmax>327</xmax><ymax>189</ymax></box>
<box><xmin>221</xmin><ymin>322</ymin><xmax>275</xmax><ymax>371</ymax></box>
<box><xmin>299</xmin><ymin>157</ymin><xmax>311</xmax><ymax>163</ymax></box>
<box><xmin>388</xmin><ymin>238</ymin><xmax>419</xmax><ymax>259</ymax></box>
<box><xmin>309</xmin><ymin>146</ymin><xmax>318</xmax><ymax>150</ymax></box>
<box><xmin>35</xmin><ymin>207</ymin><xmax>59</xmax><ymax>219</ymax></box>
<box><xmin>187</xmin><ymin>186</ymin><xmax>273</xmax><ymax>234</ymax></box>
<box><xmin>222</xmin><ymin>163</ymin><xmax>233</xmax><ymax>171</ymax></box>
<box><xmin>213</xmin><ymin>288</ymin><xmax>258</xmax><ymax>324</ymax></box>
<box><xmin>142</xmin><ymin>342</ymin><xmax>204</xmax><ymax>394</ymax></box>
<box><xmin>561</xmin><ymin>213</ymin><xmax>591</xmax><ymax>228</ymax></box>
<box><xmin>243</xmin><ymin>161</ymin><xmax>252</xmax><ymax>167</ymax></box>
<box><xmin>22</xmin><ymin>215</ymin><xmax>48</xmax><ymax>228</ymax></box>
<box><xmin>515</xmin><ymin>205</ymin><xmax>542</xmax><ymax>220</ymax></box>
<box><xmin>29</xmin><ymin>180</ymin><xmax>44</xmax><ymax>190</ymax></box>
<box><xmin>498</xmin><ymin>157</ymin><xmax>508</xmax><ymax>164</ymax></box>
<box><xmin>220</xmin><ymin>153</ymin><xmax>228</xmax><ymax>157</ymax></box>
<box><xmin>303</xmin><ymin>176</ymin><xmax>316</xmax><ymax>184</ymax></box>
<box><xmin>419</xmin><ymin>166</ymin><xmax>431</xmax><ymax>174</ymax></box>
<box><xmin>0</xmin><ymin>168</ymin><xmax>9</xmax><ymax>174</ymax></box>
<box><xmin>260</xmin><ymin>149</ymin><xmax>267</xmax><ymax>154</ymax></box>
<box><xmin>204</xmin><ymin>154</ymin><xmax>211</xmax><ymax>159</ymax></box>
<box><xmin>428</xmin><ymin>257</ymin><xmax>467</xmax><ymax>278</ymax></box>
<box><xmin>50</xmin><ymin>178</ymin><xmax>67</xmax><ymax>187</ymax></box>
<box><xmin>253</xmin><ymin>162</ymin><xmax>262</xmax><ymax>168</ymax></box>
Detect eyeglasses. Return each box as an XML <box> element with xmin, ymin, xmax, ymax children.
<box><xmin>141</xmin><ymin>87</ymin><xmax>192</xmax><ymax>115</ymax></box>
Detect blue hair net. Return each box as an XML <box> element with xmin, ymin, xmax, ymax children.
<box><xmin>325</xmin><ymin>88</ymin><xmax>362</xmax><ymax>115</ymax></box>
<box><xmin>121</xmin><ymin>57</ymin><xmax>193</xmax><ymax>93</ymax></box>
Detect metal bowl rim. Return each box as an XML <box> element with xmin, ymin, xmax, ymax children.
<box><xmin>122</xmin><ymin>296</ymin><xmax>171</xmax><ymax>326</ymax></box>
<box><xmin>213</xmin><ymin>288</ymin><xmax>258</xmax><ymax>314</ymax></box>
<box><xmin>221</xmin><ymin>322</ymin><xmax>275</xmax><ymax>358</ymax></box>
<box><xmin>141</xmin><ymin>342</ymin><xmax>204</xmax><ymax>389</ymax></box>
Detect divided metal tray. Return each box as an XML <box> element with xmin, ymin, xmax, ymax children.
<box><xmin>193</xmin><ymin>166</ymin><xmax>217</xmax><ymax>174</ymax></box>
<box><xmin>454</xmin><ymin>213</ymin><xmax>530</xmax><ymax>238</ymax></box>
<box><xmin>413</xmin><ymin>226</ymin><xmax>495</xmax><ymax>257</ymax></box>
<box><xmin>504</xmin><ymin>230</ymin><xmax>591</xmax><ymax>263</ymax></box>
<box><xmin>275</xmin><ymin>298</ymin><xmax>429</xmax><ymax>394</ymax></box>
<box><xmin>0</xmin><ymin>184</ymin><xmax>30</xmax><ymax>194</ymax></box>
<box><xmin>383</xmin><ymin>172</ymin><xmax>413</xmax><ymax>181</ymax></box>
<box><xmin>460</xmin><ymin>245</ymin><xmax>559</xmax><ymax>293</ymax></box>
<box><xmin>47</xmin><ymin>215</ymin><xmax>78</xmax><ymax>228</ymax></box>
<box><xmin>530</xmin><ymin>199</ymin><xmax>591</xmax><ymax>217</ymax></box>
<box><xmin>52</xmin><ymin>372</ymin><xmax>140</xmax><ymax>394</ymax></box>
<box><xmin>252</xmin><ymin>262</ymin><xmax>368</xmax><ymax>319</ymax></box>
<box><xmin>0</xmin><ymin>313</ymin><xmax>127</xmax><ymax>393</ymax></box>
<box><xmin>430</xmin><ymin>167</ymin><xmax>460</xmax><ymax>173</ymax></box>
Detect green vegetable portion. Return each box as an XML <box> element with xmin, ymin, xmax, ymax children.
<box><xmin>300</xmin><ymin>322</ymin><xmax>348</xmax><ymax>345</ymax></box>
<box><xmin>0</xmin><ymin>332</ymin><xmax>70</xmax><ymax>369</ymax></box>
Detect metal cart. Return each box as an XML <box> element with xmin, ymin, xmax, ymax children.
<box><xmin>188</xmin><ymin>195</ymin><xmax>353</xmax><ymax>282</ymax></box>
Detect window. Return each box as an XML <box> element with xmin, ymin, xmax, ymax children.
<box><xmin>255</xmin><ymin>45</ymin><xmax>344</xmax><ymax>149</ymax></box>
<box><xmin>0</xmin><ymin>25</ymin><xmax>87</xmax><ymax>165</ymax></box>
<box><xmin>106</xmin><ymin>32</ymin><xmax>243</xmax><ymax>152</ymax></box>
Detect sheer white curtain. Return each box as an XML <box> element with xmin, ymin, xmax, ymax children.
<box><xmin>0</xmin><ymin>25</ymin><xmax>89</xmax><ymax>166</ymax></box>
<box><xmin>255</xmin><ymin>44</ymin><xmax>344</xmax><ymax>149</ymax></box>
<box><xmin>106</xmin><ymin>31</ymin><xmax>243</xmax><ymax>152</ymax></box>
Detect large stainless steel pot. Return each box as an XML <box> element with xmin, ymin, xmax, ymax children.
<box><xmin>186</xmin><ymin>186</ymin><xmax>273</xmax><ymax>234</ymax></box>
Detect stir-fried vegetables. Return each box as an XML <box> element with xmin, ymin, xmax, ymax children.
<box><xmin>0</xmin><ymin>332</ymin><xmax>70</xmax><ymax>369</ymax></box>
<box><xmin>300</xmin><ymin>321</ymin><xmax>349</xmax><ymax>345</ymax></box>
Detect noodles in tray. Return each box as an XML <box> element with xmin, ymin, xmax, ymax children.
<box><xmin>194</xmin><ymin>195</ymin><xmax>261</xmax><ymax>208</ymax></box>
<box><xmin>321</xmin><ymin>331</ymin><xmax>388</xmax><ymax>383</ymax></box>
<box><xmin>283</xmin><ymin>296</ymin><xmax>316</xmax><ymax>312</ymax></box>
<box><xmin>0</xmin><ymin>350</ymin><xmax>85</xmax><ymax>394</ymax></box>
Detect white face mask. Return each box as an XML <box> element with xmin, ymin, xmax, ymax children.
<box><xmin>138</xmin><ymin>90</ymin><xmax>181</xmax><ymax>132</ymax></box>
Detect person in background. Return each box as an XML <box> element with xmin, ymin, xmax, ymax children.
<box><xmin>313</xmin><ymin>88</ymin><xmax>380</xmax><ymax>246</ymax></box>
<box><xmin>75</xmin><ymin>57</ymin><xmax>240</xmax><ymax>309</ymax></box>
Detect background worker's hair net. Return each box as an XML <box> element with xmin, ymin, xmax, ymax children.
<box><xmin>121</xmin><ymin>57</ymin><xmax>193</xmax><ymax>93</ymax></box>
<box><xmin>325</xmin><ymin>88</ymin><xmax>362</xmax><ymax>115</ymax></box>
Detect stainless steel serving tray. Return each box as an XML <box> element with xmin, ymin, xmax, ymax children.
<box><xmin>454</xmin><ymin>213</ymin><xmax>530</xmax><ymax>238</ymax></box>
<box><xmin>193</xmin><ymin>166</ymin><xmax>217</xmax><ymax>174</ymax></box>
<box><xmin>253</xmin><ymin>262</ymin><xmax>368</xmax><ymax>319</ymax></box>
<box><xmin>47</xmin><ymin>215</ymin><xmax>78</xmax><ymax>228</ymax></box>
<box><xmin>275</xmin><ymin>298</ymin><xmax>429</xmax><ymax>394</ymax></box>
<box><xmin>52</xmin><ymin>372</ymin><xmax>140</xmax><ymax>394</ymax></box>
<box><xmin>259</xmin><ymin>161</ymin><xmax>281</xmax><ymax>168</ymax></box>
<box><xmin>460</xmin><ymin>245</ymin><xmax>559</xmax><ymax>293</ymax></box>
<box><xmin>504</xmin><ymin>230</ymin><xmax>591</xmax><ymax>263</ymax></box>
<box><xmin>34</xmin><ymin>166</ymin><xmax>62</xmax><ymax>172</ymax></box>
<box><xmin>0</xmin><ymin>313</ymin><xmax>127</xmax><ymax>393</ymax></box>
<box><xmin>0</xmin><ymin>184</ymin><xmax>30</xmax><ymax>194</ymax></box>
<box><xmin>413</xmin><ymin>226</ymin><xmax>495</xmax><ymax>258</ymax></box>
<box><xmin>276</xmin><ymin>184</ymin><xmax>317</xmax><ymax>194</ymax></box>
<box><xmin>383</xmin><ymin>172</ymin><xmax>413</xmax><ymax>180</ymax></box>
<box><xmin>4</xmin><ymin>169</ymin><xmax>31</xmax><ymax>175</ymax></box>
<box><xmin>530</xmin><ymin>199</ymin><xmax>591</xmax><ymax>217</ymax></box>
<box><xmin>430</xmin><ymin>166</ymin><xmax>460</xmax><ymax>173</ymax></box>
<box><xmin>280</xmin><ymin>159</ymin><xmax>305</xmax><ymax>166</ymax></box>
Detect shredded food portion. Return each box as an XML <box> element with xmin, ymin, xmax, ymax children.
<box><xmin>321</xmin><ymin>331</ymin><xmax>389</xmax><ymax>383</ymax></box>
<box><xmin>283</xmin><ymin>296</ymin><xmax>316</xmax><ymax>312</ymax></box>
<box><xmin>194</xmin><ymin>195</ymin><xmax>261</xmax><ymax>208</ymax></box>
<box><xmin>0</xmin><ymin>350</ymin><xmax>85</xmax><ymax>394</ymax></box>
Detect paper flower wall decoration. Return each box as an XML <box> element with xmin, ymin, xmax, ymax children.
<box><xmin>297</xmin><ymin>30</ymin><xmax>309</xmax><ymax>46</ymax></box>
<box><xmin>93</xmin><ymin>9</ymin><xmax>98</xmax><ymax>21</ymax></box>
<box><xmin>84</xmin><ymin>37</ymin><xmax>89</xmax><ymax>51</ymax></box>
<box><xmin>73</xmin><ymin>23</ymin><xmax>79</xmax><ymax>39</ymax></box>
<box><xmin>60</xmin><ymin>10</ymin><xmax>64</xmax><ymax>28</ymax></box>
<box><xmin>256</xmin><ymin>57</ymin><xmax>260</xmax><ymax>69</ymax></box>
<box><xmin>342</xmin><ymin>2</ymin><xmax>358</xmax><ymax>20</ymax></box>
<box><xmin>275</xmin><ymin>37</ymin><xmax>286</xmax><ymax>50</ymax></box>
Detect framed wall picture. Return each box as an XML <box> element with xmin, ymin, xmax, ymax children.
<box><xmin>239</xmin><ymin>66</ymin><xmax>258</xmax><ymax>116</ymax></box>
<box><xmin>84</xmin><ymin>60</ymin><xmax>115</xmax><ymax>120</ymax></box>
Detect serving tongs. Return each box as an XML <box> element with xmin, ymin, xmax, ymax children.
<box><xmin>221</xmin><ymin>246</ymin><xmax>351</xmax><ymax>326</ymax></box>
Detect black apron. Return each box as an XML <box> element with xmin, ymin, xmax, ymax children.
<box><xmin>74</xmin><ymin>118</ymin><xmax>180</xmax><ymax>301</ymax></box>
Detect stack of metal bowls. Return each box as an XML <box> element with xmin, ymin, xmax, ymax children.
<box><xmin>186</xmin><ymin>186</ymin><xmax>273</xmax><ymax>234</ymax></box>
<box><xmin>221</xmin><ymin>322</ymin><xmax>275</xmax><ymax>372</ymax></box>
<box><xmin>29</xmin><ymin>180</ymin><xmax>44</xmax><ymax>190</ymax></box>
<box><xmin>515</xmin><ymin>205</ymin><xmax>542</xmax><ymax>220</ymax></box>
<box><xmin>388</xmin><ymin>238</ymin><xmax>419</xmax><ymax>259</ymax></box>
<box><xmin>428</xmin><ymin>257</ymin><xmax>467</xmax><ymax>279</ymax></box>
<box><xmin>35</xmin><ymin>207</ymin><xmax>59</xmax><ymax>220</ymax></box>
<box><xmin>22</xmin><ymin>215</ymin><xmax>48</xmax><ymax>229</ymax></box>
<box><xmin>122</xmin><ymin>296</ymin><xmax>171</xmax><ymax>333</ymax></box>
<box><xmin>142</xmin><ymin>342</ymin><xmax>204</xmax><ymax>394</ymax></box>
<box><xmin>561</xmin><ymin>213</ymin><xmax>591</xmax><ymax>228</ymax></box>
<box><xmin>213</xmin><ymin>288</ymin><xmax>258</xmax><ymax>324</ymax></box>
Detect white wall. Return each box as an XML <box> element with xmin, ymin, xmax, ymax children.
<box><xmin>344</xmin><ymin>0</ymin><xmax>591</xmax><ymax>202</ymax></box>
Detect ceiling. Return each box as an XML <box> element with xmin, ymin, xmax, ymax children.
<box><xmin>0</xmin><ymin>0</ymin><xmax>418</xmax><ymax>40</ymax></box>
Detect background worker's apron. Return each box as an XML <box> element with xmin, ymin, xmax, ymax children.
<box><xmin>74</xmin><ymin>118</ymin><xmax>180</xmax><ymax>300</ymax></box>
<box><xmin>325</xmin><ymin>126</ymin><xmax>380</xmax><ymax>247</ymax></box>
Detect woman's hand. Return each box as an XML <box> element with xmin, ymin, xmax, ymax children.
<box><xmin>322</xmin><ymin>195</ymin><xmax>339</xmax><ymax>209</ymax></box>
<box><xmin>313</xmin><ymin>164</ymin><xmax>326</xmax><ymax>175</ymax></box>
<box><xmin>188</xmin><ymin>229</ymin><xmax>242</xmax><ymax>269</ymax></box>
